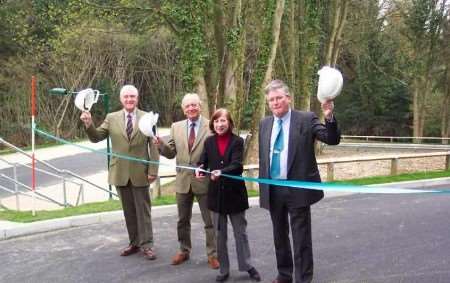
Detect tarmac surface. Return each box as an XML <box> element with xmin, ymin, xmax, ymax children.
<box><xmin>2</xmin><ymin>135</ymin><xmax>450</xmax><ymax>282</ymax></box>
<box><xmin>1</xmin><ymin>184</ymin><xmax>450</xmax><ymax>283</ymax></box>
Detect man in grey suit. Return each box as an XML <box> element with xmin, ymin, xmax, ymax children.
<box><xmin>259</xmin><ymin>80</ymin><xmax>340</xmax><ymax>283</ymax></box>
<box><xmin>80</xmin><ymin>85</ymin><xmax>159</xmax><ymax>260</ymax></box>
<box><xmin>156</xmin><ymin>93</ymin><xmax>219</xmax><ymax>269</ymax></box>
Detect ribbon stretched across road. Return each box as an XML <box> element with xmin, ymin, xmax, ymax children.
<box><xmin>34</xmin><ymin>127</ymin><xmax>448</xmax><ymax>195</ymax></box>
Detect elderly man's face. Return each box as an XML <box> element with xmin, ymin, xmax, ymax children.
<box><xmin>182</xmin><ymin>97</ymin><xmax>201</xmax><ymax>121</ymax></box>
<box><xmin>266</xmin><ymin>89</ymin><xmax>291</xmax><ymax>118</ymax></box>
<box><xmin>120</xmin><ymin>91</ymin><xmax>138</xmax><ymax>112</ymax></box>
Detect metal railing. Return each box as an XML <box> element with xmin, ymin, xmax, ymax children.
<box><xmin>0</xmin><ymin>137</ymin><xmax>117</xmax><ymax>210</ymax></box>
<box><xmin>0</xmin><ymin>157</ymin><xmax>86</xmax><ymax>208</ymax></box>
<box><xmin>0</xmin><ymin>174</ymin><xmax>67</xmax><ymax>207</ymax></box>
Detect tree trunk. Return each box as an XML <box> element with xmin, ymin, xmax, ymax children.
<box><xmin>316</xmin><ymin>0</ymin><xmax>348</xmax><ymax>154</ymax></box>
<box><xmin>193</xmin><ymin>68</ymin><xmax>210</xmax><ymax>117</ymax></box>
<box><xmin>244</xmin><ymin>0</ymin><xmax>286</xmax><ymax>164</ymax></box>
<box><xmin>412</xmin><ymin>78</ymin><xmax>422</xmax><ymax>142</ymax></box>
<box><xmin>331</xmin><ymin>0</ymin><xmax>348</xmax><ymax>66</ymax></box>
<box><xmin>287</xmin><ymin>0</ymin><xmax>297</xmax><ymax>108</ymax></box>
<box><xmin>213</xmin><ymin>0</ymin><xmax>226</xmax><ymax>108</ymax></box>
<box><xmin>324</xmin><ymin>0</ymin><xmax>339</xmax><ymax>66</ymax></box>
<box><xmin>325</xmin><ymin>0</ymin><xmax>348</xmax><ymax>67</ymax></box>
<box><xmin>223</xmin><ymin>0</ymin><xmax>243</xmax><ymax>118</ymax></box>
<box><xmin>441</xmin><ymin>67</ymin><xmax>450</xmax><ymax>144</ymax></box>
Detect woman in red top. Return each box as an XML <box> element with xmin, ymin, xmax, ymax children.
<box><xmin>196</xmin><ymin>108</ymin><xmax>261</xmax><ymax>282</ymax></box>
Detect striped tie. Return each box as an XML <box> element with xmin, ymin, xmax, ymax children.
<box><xmin>188</xmin><ymin>122</ymin><xmax>195</xmax><ymax>152</ymax></box>
<box><xmin>126</xmin><ymin>113</ymin><xmax>133</xmax><ymax>140</ymax></box>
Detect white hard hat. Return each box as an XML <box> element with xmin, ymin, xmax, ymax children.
<box><xmin>74</xmin><ymin>88</ymin><xmax>100</xmax><ymax>111</ymax></box>
<box><xmin>138</xmin><ymin>111</ymin><xmax>159</xmax><ymax>138</ymax></box>
<box><xmin>317</xmin><ymin>66</ymin><xmax>343</xmax><ymax>103</ymax></box>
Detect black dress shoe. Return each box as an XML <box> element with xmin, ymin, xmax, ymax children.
<box><xmin>272</xmin><ymin>279</ymin><xmax>292</xmax><ymax>283</ymax></box>
<box><xmin>248</xmin><ymin>267</ymin><xmax>261</xmax><ymax>282</ymax></box>
<box><xmin>216</xmin><ymin>273</ymin><xmax>229</xmax><ymax>282</ymax></box>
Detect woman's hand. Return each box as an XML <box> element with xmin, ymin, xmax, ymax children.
<box><xmin>210</xmin><ymin>170</ymin><xmax>221</xmax><ymax>181</ymax></box>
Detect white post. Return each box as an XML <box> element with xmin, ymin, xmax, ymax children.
<box><xmin>13</xmin><ymin>164</ymin><xmax>20</xmax><ymax>211</ymax></box>
<box><xmin>31</xmin><ymin>76</ymin><xmax>37</xmax><ymax>216</ymax></box>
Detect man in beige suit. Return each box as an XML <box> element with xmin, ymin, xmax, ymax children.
<box><xmin>157</xmin><ymin>93</ymin><xmax>219</xmax><ymax>269</ymax></box>
<box><xmin>80</xmin><ymin>85</ymin><xmax>159</xmax><ymax>261</ymax></box>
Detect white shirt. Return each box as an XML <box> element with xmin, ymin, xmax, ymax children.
<box><xmin>123</xmin><ymin>109</ymin><xmax>137</xmax><ymax>128</ymax></box>
<box><xmin>187</xmin><ymin>116</ymin><xmax>201</xmax><ymax>138</ymax></box>
<box><xmin>270</xmin><ymin>109</ymin><xmax>291</xmax><ymax>179</ymax></box>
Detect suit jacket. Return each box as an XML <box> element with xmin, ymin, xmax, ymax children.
<box><xmin>199</xmin><ymin>134</ymin><xmax>249</xmax><ymax>214</ymax></box>
<box><xmin>85</xmin><ymin>109</ymin><xmax>159</xmax><ymax>187</ymax></box>
<box><xmin>159</xmin><ymin>116</ymin><xmax>211</xmax><ymax>194</ymax></box>
<box><xmin>259</xmin><ymin>110</ymin><xmax>341</xmax><ymax>209</ymax></box>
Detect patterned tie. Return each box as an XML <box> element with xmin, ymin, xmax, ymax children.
<box><xmin>126</xmin><ymin>113</ymin><xmax>133</xmax><ymax>140</ymax></box>
<box><xmin>188</xmin><ymin>122</ymin><xmax>196</xmax><ymax>152</ymax></box>
<box><xmin>270</xmin><ymin>119</ymin><xmax>284</xmax><ymax>179</ymax></box>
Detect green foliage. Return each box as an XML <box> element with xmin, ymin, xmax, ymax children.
<box><xmin>0</xmin><ymin>0</ymin><xmax>449</xmax><ymax>148</ymax></box>
<box><xmin>335</xmin><ymin>1</ymin><xmax>412</xmax><ymax>136</ymax></box>
<box><xmin>163</xmin><ymin>1</ymin><xmax>210</xmax><ymax>88</ymax></box>
<box><xmin>242</xmin><ymin>0</ymin><xmax>277</xmax><ymax>128</ymax></box>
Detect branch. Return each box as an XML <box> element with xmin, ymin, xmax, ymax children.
<box><xmin>84</xmin><ymin>0</ymin><xmax>180</xmax><ymax>34</ymax></box>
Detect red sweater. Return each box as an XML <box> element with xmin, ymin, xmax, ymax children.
<box><xmin>216</xmin><ymin>132</ymin><xmax>231</xmax><ymax>156</ymax></box>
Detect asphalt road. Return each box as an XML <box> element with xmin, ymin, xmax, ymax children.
<box><xmin>1</xmin><ymin>186</ymin><xmax>449</xmax><ymax>283</ymax></box>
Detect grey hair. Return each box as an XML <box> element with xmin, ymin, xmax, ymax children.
<box><xmin>264</xmin><ymin>80</ymin><xmax>290</xmax><ymax>96</ymax></box>
<box><xmin>181</xmin><ymin>93</ymin><xmax>202</xmax><ymax>108</ymax></box>
<box><xmin>120</xmin><ymin>85</ymin><xmax>139</xmax><ymax>97</ymax></box>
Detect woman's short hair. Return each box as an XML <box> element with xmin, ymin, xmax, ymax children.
<box><xmin>209</xmin><ymin>108</ymin><xmax>234</xmax><ymax>134</ymax></box>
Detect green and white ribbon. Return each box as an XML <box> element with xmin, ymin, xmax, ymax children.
<box><xmin>34</xmin><ymin>127</ymin><xmax>448</xmax><ymax>195</ymax></box>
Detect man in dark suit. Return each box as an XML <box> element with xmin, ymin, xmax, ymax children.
<box><xmin>80</xmin><ymin>85</ymin><xmax>159</xmax><ymax>261</ymax></box>
<box><xmin>258</xmin><ymin>80</ymin><xmax>340</xmax><ymax>283</ymax></box>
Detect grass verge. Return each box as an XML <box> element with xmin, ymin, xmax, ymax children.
<box><xmin>0</xmin><ymin>170</ymin><xmax>448</xmax><ymax>223</ymax></box>
<box><xmin>333</xmin><ymin>169</ymin><xmax>450</xmax><ymax>185</ymax></box>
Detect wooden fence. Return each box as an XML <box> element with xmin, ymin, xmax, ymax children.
<box><xmin>152</xmin><ymin>151</ymin><xmax>450</xmax><ymax>198</ymax></box>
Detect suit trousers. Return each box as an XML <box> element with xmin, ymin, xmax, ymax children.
<box><xmin>117</xmin><ymin>181</ymin><xmax>153</xmax><ymax>249</ymax></box>
<box><xmin>212</xmin><ymin>211</ymin><xmax>253</xmax><ymax>276</ymax></box>
<box><xmin>269</xmin><ymin>185</ymin><xmax>313</xmax><ymax>283</ymax></box>
<box><xmin>176</xmin><ymin>187</ymin><xmax>216</xmax><ymax>257</ymax></box>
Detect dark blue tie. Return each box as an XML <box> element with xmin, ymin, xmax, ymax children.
<box><xmin>270</xmin><ymin>119</ymin><xmax>284</xmax><ymax>179</ymax></box>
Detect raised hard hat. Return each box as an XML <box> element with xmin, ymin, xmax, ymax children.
<box><xmin>138</xmin><ymin>111</ymin><xmax>159</xmax><ymax>138</ymax></box>
<box><xmin>317</xmin><ymin>66</ymin><xmax>343</xmax><ymax>103</ymax></box>
<box><xmin>74</xmin><ymin>88</ymin><xmax>100</xmax><ymax>111</ymax></box>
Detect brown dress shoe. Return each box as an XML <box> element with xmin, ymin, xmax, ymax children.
<box><xmin>208</xmin><ymin>256</ymin><xmax>220</xmax><ymax>269</ymax></box>
<box><xmin>142</xmin><ymin>247</ymin><xmax>157</xmax><ymax>260</ymax></box>
<box><xmin>120</xmin><ymin>245</ymin><xmax>139</xmax><ymax>256</ymax></box>
<box><xmin>171</xmin><ymin>251</ymin><xmax>190</xmax><ymax>265</ymax></box>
